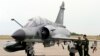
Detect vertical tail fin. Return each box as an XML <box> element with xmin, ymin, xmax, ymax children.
<box><xmin>55</xmin><ymin>2</ymin><xmax>65</xmax><ymax>25</ymax></box>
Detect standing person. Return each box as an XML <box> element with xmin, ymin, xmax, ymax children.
<box><xmin>83</xmin><ymin>35</ymin><xmax>90</xmax><ymax>56</ymax></box>
<box><xmin>76</xmin><ymin>37</ymin><xmax>83</xmax><ymax>56</ymax></box>
<box><xmin>68</xmin><ymin>40</ymin><xmax>77</xmax><ymax>56</ymax></box>
<box><xmin>91</xmin><ymin>41</ymin><xmax>97</xmax><ymax>53</ymax></box>
<box><xmin>57</xmin><ymin>40</ymin><xmax>60</xmax><ymax>46</ymax></box>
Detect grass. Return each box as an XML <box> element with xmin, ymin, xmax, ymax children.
<box><xmin>0</xmin><ymin>35</ymin><xmax>13</xmax><ymax>40</ymax></box>
<box><xmin>71</xmin><ymin>35</ymin><xmax>100</xmax><ymax>41</ymax></box>
<box><xmin>0</xmin><ymin>35</ymin><xmax>100</xmax><ymax>40</ymax></box>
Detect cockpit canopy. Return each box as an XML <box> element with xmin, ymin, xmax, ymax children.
<box><xmin>24</xmin><ymin>17</ymin><xmax>53</xmax><ymax>27</ymax></box>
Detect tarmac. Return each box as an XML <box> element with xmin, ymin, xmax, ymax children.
<box><xmin>0</xmin><ymin>40</ymin><xmax>100</xmax><ymax>56</ymax></box>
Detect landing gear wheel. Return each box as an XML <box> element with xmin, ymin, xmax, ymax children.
<box><xmin>25</xmin><ymin>42</ymin><xmax>35</xmax><ymax>56</ymax></box>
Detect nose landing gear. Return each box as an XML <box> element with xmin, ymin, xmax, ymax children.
<box><xmin>25</xmin><ymin>42</ymin><xmax>35</xmax><ymax>56</ymax></box>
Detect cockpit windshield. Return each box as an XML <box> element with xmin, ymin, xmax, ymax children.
<box><xmin>24</xmin><ymin>17</ymin><xmax>53</xmax><ymax>27</ymax></box>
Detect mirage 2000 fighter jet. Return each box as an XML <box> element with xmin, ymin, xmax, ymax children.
<box><xmin>4</xmin><ymin>2</ymin><xmax>71</xmax><ymax>56</ymax></box>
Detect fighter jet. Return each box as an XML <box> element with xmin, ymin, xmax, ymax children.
<box><xmin>4</xmin><ymin>2</ymin><xmax>70</xmax><ymax>56</ymax></box>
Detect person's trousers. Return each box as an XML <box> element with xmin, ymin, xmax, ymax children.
<box><xmin>84</xmin><ymin>50</ymin><xmax>90</xmax><ymax>56</ymax></box>
<box><xmin>78</xmin><ymin>49</ymin><xmax>83</xmax><ymax>56</ymax></box>
<box><xmin>70</xmin><ymin>52</ymin><xmax>75</xmax><ymax>56</ymax></box>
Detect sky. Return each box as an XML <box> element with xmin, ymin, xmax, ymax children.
<box><xmin>0</xmin><ymin>0</ymin><xmax>100</xmax><ymax>35</ymax></box>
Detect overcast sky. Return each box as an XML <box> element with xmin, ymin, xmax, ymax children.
<box><xmin>0</xmin><ymin>0</ymin><xmax>100</xmax><ymax>35</ymax></box>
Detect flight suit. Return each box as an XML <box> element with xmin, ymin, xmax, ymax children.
<box><xmin>76</xmin><ymin>40</ymin><xmax>83</xmax><ymax>56</ymax></box>
<box><xmin>83</xmin><ymin>39</ymin><xmax>90</xmax><ymax>56</ymax></box>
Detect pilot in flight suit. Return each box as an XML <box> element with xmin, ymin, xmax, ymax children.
<box><xmin>76</xmin><ymin>37</ymin><xmax>83</xmax><ymax>56</ymax></box>
<box><xmin>83</xmin><ymin>35</ymin><xmax>90</xmax><ymax>56</ymax></box>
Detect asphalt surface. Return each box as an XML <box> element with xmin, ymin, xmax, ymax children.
<box><xmin>0</xmin><ymin>40</ymin><xmax>100</xmax><ymax>56</ymax></box>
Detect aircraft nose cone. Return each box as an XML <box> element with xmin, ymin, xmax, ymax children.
<box><xmin>11</xmin><ymin>29</ymin><xmax>25</xmax><ymax>41</ymax></box>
